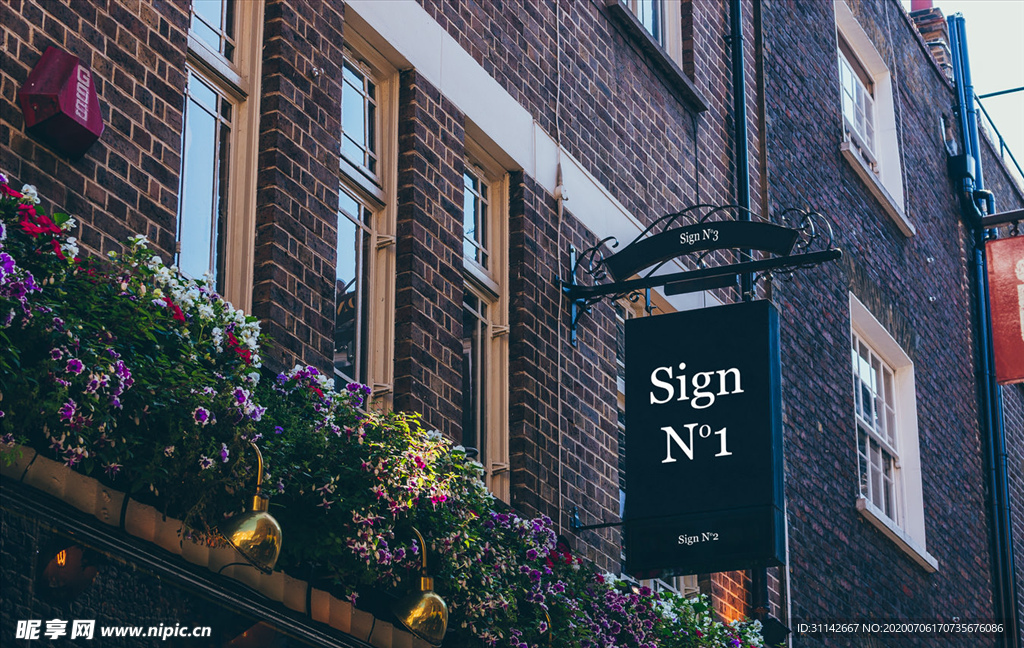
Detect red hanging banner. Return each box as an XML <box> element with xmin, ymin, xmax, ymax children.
<box><xmin>987</xmin><ymin>236</ymin><xmax>1024</xmax><ymax>385</ymax></box>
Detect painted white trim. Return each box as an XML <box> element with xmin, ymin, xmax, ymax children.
<box><xmin>834</xmin><ymin>1</ymin><xmax>908</xmax><ymax>233</ymax></box>
<box><xmin>344</xmin><ymin>0</ymin><xmax>704</xmax><ymax>312</ymax></box>
<box><xmin>857</xmin><ymin>496</ymin><xmax>938</xmax><ymax>572</ymax></box>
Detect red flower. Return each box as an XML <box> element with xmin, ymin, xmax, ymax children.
<box><xmin>310</xmin><ymin>385</ymin><xmax>324</xmax><ymax>398</ymax></box>
<box><xmin>51</xmin><ymin>238</ymin><xmax>66</xmax><ymax>260</ymax></box>
<box><xmin>226</xmin><ymin>330</ymin><xmax>240</xmax><ymax>347</ymax></box>
<box><xmin>1</xmin><ymin>184</ymin><xmax>22</xmax><ymax>199</ymax></box>
<box><xmin>235</xmin><ymin>347</ymin><xmax>253</xmax><ymax>365</ymax></box>
<box><xmin>162</xmin><ymin>297</ymin><xmax>186</xmax><ymax>322</ymax></box>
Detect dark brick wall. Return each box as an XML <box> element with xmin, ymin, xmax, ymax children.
<box><xmin>0</xmin><ymin>0</ymin><xmax>187</xmax><ymax>262</ymax></box>
<box><xmin>252</xmin><ymin>0</ymin><xmax>346</xmax><ymax>373</ymax></box>
<box><xmin>392</xmin><ymin>69</ymin><xmax>466</xmax><ymax>441</ymax></box>
<box><xmin>762</xmin><ymin>0</ymin><xmax>1002</xmax><ymax>642</ymax></box>
<box><xmin>1</xmin><ymin>507</ymin><xmax>211</xmax><ymax>647</ymax></box>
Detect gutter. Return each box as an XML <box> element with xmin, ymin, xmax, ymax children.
<box><xmin>947</xmin><ymin>14</ymin><xmax>1020</xmax><ymax>648</ymax></box>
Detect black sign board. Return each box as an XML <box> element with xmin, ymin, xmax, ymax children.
<box><xmin>623</xmin><ymin>300</ymin><xmax>785</xmax><ymax>577</ymax></box>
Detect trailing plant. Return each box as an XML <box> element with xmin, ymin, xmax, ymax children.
<box><xmin>0</xmin><ymin>173</ymin><xmax>765</xmax><ymax>648</ymax></box>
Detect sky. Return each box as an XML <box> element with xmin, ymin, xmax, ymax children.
<box><xmin>912</xmin><ymin>0</ymin><xmax>1024</xmax><ymax>188</ymax></box>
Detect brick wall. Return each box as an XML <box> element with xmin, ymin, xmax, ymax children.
<box><xmin>392</xmin><ymin>69</ymin><xmax>466</xmax><ymax>441</ymax></box>
<box><xmin>763</xmin><ymin>0</ymin><xmax>1001</xmax><ymax>642</ymax></box>
<box><xmin>251</xmin><ymin>0</ymin><xmax>345</xmax><ymax>373</ymax></box>
<box><xmin>0</xmin><ymin>0</ymin><xmax>187</xmax><ymax>263</ymax></box>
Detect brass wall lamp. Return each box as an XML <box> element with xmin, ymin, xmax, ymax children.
<box><xmin>392</xmin><ymin>527</ymin><xmax>448</xmax><ymax>645</ymax></box>
<box><xmin>219</xmin><ymin>442</ymin><xmax>282</xmax><ymax>574</ymax></box>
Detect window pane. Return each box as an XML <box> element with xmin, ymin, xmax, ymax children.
<box><xmin>191</xmin><ymin>0</ymin><xmax>235</xmax><ymax>62</ymax></box>
<box><xmin>178</xmin><ymin>72</ymin><xmax>231</xmax><ymax>290</ymax></box>
<box><xmin>635</xmin><ymin>0</ymin><xmax>662</xmax><ymax>43</ymax></box>
<box><xmin>462</xmin><ymin>291</ymin><xmax>488</xmax><ymax>464</ymax></box>
<box><xmin>463</xmin><ymin>168</ymin><xmax>490</xmax><ymax>269</ymax></box>
<box><xmin>341</xmin><ymin>59</ymin><xmax>378</xmax><ymax>175</ymax></box>
<box><xmin>335</xmin><ymin>189</ymin><xmax>371</xmax><ymax>383</ymax></box>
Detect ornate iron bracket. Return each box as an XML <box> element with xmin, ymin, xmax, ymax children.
<box><xmin>560</xmin><ymin>205</ymin><xmax>842</xmax><ymax>345</ymax></box>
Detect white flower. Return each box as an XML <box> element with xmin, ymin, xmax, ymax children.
<box><xmin>128</xmin><ymin>234</ymin><xmax>149</xmax><ymax>247</ymax></box>
<box><xmin>20</xmin><ymin>184</ymin><xmax>40</xmax><ymax>204</ymax></box>
<box><xmin>60</xmin><ymin>238</ymin><xmax>79</xmax><ymax>259</ymax></box>
<box><xmin>62</xmin><ymin>217</ymin><xmax>77</xmax><ymax>232</ymax></box>
<box><xmin>197</xmin><ymin>303</ymin><xmax>214</xmax><ymax>319</ymax></box>
<box><xmin>246</xmin><ymin>372</ymin><xmax>261</xmax><ymax>384</ymax></box>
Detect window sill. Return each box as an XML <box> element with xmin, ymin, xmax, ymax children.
<box><xmin>841</xmin><ymin>141</ymin><xmax>916</xmax><ymax>237</ymax></box>
<box><xmin>856</xmin><ymin>496</ymin><xmax>938</xmax><ymax>572</ymax></box>
<box><xmin>604</xmin><ymin>0</ymin><xmax>708</xmax><ymax>113</ymax></box>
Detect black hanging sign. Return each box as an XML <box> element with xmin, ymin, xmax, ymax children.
<box><xmin>623</xmin><ymin>300</ymin><xmax>785</xmax><ymax>577</ymax></box>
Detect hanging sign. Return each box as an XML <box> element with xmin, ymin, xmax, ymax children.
<box><xmin>623</xmin><ymin>300</ymin><xmax>785</xmax><ymax>577</ymax></box>
<box><xmin>986</xmin><ymin>236</ymin><xmax>1024</xmax><ymax>385</ymax></box>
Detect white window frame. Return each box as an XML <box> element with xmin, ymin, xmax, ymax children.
<box><xmin>337</xmin><ymin>32</ymin><xmax>399</xmax><ymax>408</ymax></box>
<box><xmin>849</xmin><ymin>293</ymin><xmax>937</xmax><ymax>572</ymax></box>
<box><xmin>462</xmin><ymin>140</ymin><xmax>509</xmax><ymax>502</ymax></box>
<box><xmin>180</xmin><ymin>0</ymin><xmax>263</xmax><ymax>312</ymax></box>
<box><xmin>834</xmin><ymin>1</ymin><xmax>913</xmax><ymax>237</ymax></box>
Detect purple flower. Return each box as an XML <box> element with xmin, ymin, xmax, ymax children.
<box><xmin>58</xmin><ymin>399</ymin><xmax>76</xmax><ymax>421</ymax></box>
<box><xmin>164</xmin><ymin>445</ymin><xmax>175</xmax><ymax>457</ymax></box>
<box><xmin>198</xmin><ymin>455</ymin><xmax>214</xmax><ymax>470</ymax></box>
<box><xmin>49</xmin><ymin>348</ymin><xmax>63</xmax><ymax>361</ymax></box>
<box><xmin>65</xmin><ymin>358</ymin><xmax>84</xmax><ymax>375</ymax></box>
<box><xmin>273</xmin><ymin>425</ymin><xmax>284</xmax><ymax>435</ymax></box>
<box><xmin>526</xmin><ymin>548</ymin><xmax>539</xmax><ymax>561</ymax></box>
<box><xmin>192</xmin><ymin>407</ymin><xmax>213</xmax><ymax>426</ymax></box>
<box><xmin>104</xmin><ymin>463</ymin><xmax>122</xmax><ymax>477</ymax></box>
<box><xmin>219</xmin><ymin>443</ymin><xmax>229</xmax><ymax>462</ymax></box>
<box><xmin>318</xmin><ymin>497</ymin><xmax>334</xmax><ymax>510</ymax></box>
<box><xmin>233</xmin><ymin>387</ymin><xmax>248</xmax><ymax>404</ymax></box>
<box><xmin>276</xmin><ymin>480</ymin><xmax>285</xmax><ymax>493</ymax></box>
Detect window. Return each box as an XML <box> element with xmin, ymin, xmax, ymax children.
<box><xmin>335</xmin><ymin>36</ymin><xmax>398</xmax><ymax>404</ymax></box>
<box><xmin>619</xmin><ymin>0</ymin><xmax>683</xmax><ymax>63</ymax></box>
<box><xmin>461</xmin><ymin>144</ymin><xmax>509</xmax><ymax>502</ymax></box>
<box><xmin>178</xmin><ymin>0</ymin><xmax>263</xmax><ymax>309</ymax></box>
<box><xmin>838</xmin><ymin>38</ymin><xmax>875</xmax><ymax>162</ymax></box>
<box><xmin>849</xmin><ymin>294</ymin><xmax>937</xmax><ymax>572</ymax></box>
<box><xmin>852</xmin><ymin>330</ymin><xmax>898</xmax><ymax>523</ymax></box>
<box><xmin>834</xmin><ymin>1</ymin><xmax>912</xmax><ymax>236</ymax></box>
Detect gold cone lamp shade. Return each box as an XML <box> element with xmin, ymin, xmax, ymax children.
<box><xmin>393</xmin><ymin>528</ymin><xmax>448</xmax><ymax>645</ymax></box>
<box><xmin>220</xmin><ymin>443</ymin><xmax>282</xmax><ymax>574</ymax></box>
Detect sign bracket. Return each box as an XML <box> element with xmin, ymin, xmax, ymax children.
<box><xmin>570</xmin><ymin>505</ymin><xmax>623</xmax><ymax>532</ymax></box>
<box><xmin>559</xmin><ymin>205</ymin><xmax>842</xmax><ymax>345</ymax></box>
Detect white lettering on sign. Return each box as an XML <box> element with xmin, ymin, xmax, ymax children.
<box><xmin>649</xmin><ymin>363</ymin><xmax>743</xmax><ymax>409</ymax></box>
<box><xmin>74</xmin><ymin>66</ymin><xmax>91</xmax><ymax>121</ymax></box>
<box><xmin>677</xmin><ymin>531</ymin><xmax>719</xmax><ymax>545</ymax></box>
<box><xmin>661</xmin><ymin>423</ymin><xmax>732</xmax><ymax>463</ymax></box>
<box><xmin>679</xmin><ymin>228</ymin><xmax>719</xmax><ymax>247</ymax></box>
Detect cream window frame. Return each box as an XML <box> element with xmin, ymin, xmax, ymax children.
<box><xmin>179</xmin><ymin>0</ymin><xmax>262</xmax><ymax>312</ymax></box>
<box><xmin>849</xmin><ymin>293</ymin><xmax>937</xmax><ymax>572</ymax></box>
<box><xmin>462</xmin><ymin>139</ymin><xmax>509</xmax><ymax>503</ymax></box>
<box><xmin>339</xmin><ymin>31</ymin><xmax>399</xmax><ymax>410</ymax></box>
